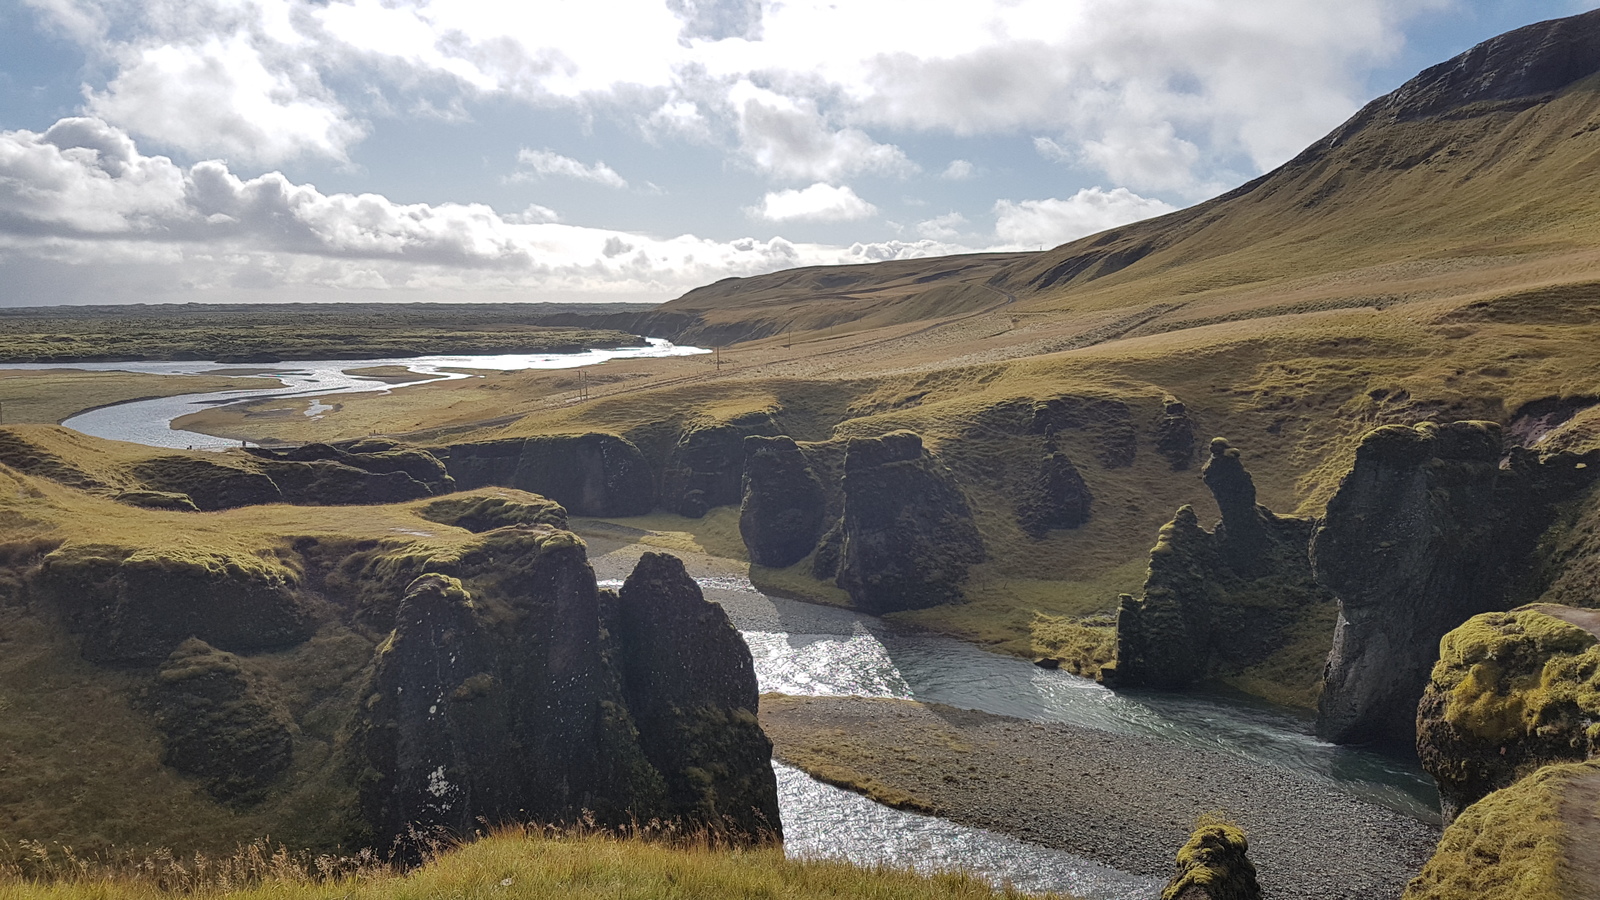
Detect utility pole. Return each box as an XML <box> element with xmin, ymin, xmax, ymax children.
<box><xmin>714</xmin><ymin>346</ymin><xmax>722</xmax><ymax>373</ymax></box>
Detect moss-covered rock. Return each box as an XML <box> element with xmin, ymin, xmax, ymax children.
<box><xmin>1417</xmin><ymin>605</ymin><xmax>1600</xmax><ymax>822</ymax></box>
<box><xmin>738</xmin><ymin>435</ymin><xmax>827</xmax><ymax>567</ymax></box>
<box><xmin>1162</xmin><ymin>818</ymin><xmax>1262</xmax><ymax>900</ymax></box>
<box><xmin>1016</xmin><ymin>427</ymin><xmax>1092</xmax><ymax>538</ymax></box>
<box><xmin>354</xmin><ymin>535</ymin><xmax>779</xmax><ymax>849</ymax></box>
<box><xmin>613</xmin><ymin>552</ymin><xmax>781</xmax><ymax>838</ymax></box>
<box><xmin>661</xmin><ymin>415</ymin><xmax>777</xmax><ymax>518</ymax></box>
<box><xmin>1106</xmin><ymin>440</ymin><xmax>1333</xmax><ymax>695</ymax></box>
<box><xmin>1402</xmin><ymin>760</ymin><xmax>1594</xmax><ymax>900</ymax></box>
<box><xmin>131</xmin><ymin>456</ymin><xmax>282</xmax><ymax>510</ymax></box>
<box><xmin>114</xmin><ymin>489</ymin><xmax>199</xmax><ymax>512</ymax></box>
<box><xmin>835</xmin><ymin>431</ymin><xmax>985</xmax><ymax>613</ymax></box>
<box><xmin>418</xmin><ymin>490</ymin><xmax>569</xmax><ymax>533</ymax></box>
<box><xmin>442</xmin><ymin>433</ymin><xmax>655</xmax><ymax>516</ymax></box>
<box><xmin>35</xmin><ymin>544</ymin><xmax>311</xmax><ymax>664</ymax></box>
<box><xmin>259</xmin><ymin>459</ymin><xmax>433</xmax><ymax>506</ymax></box>
<box><xmin>147</xmin><ymin>638</ymin><xmax>293</xmax><ymax>804</ymax></box>
<box><xmin>1030</xmin><ymin>395</ymin><xmax>1138</xmax><ymax>468</ymax></box>
<box><xmin>247</xmin><ymin>442</ymin><xmax>455</xmax><ymax>498</ymax></box>
<box><xmin>1312</xmin><ymin>421</ymin><xmax>1595</xmax><ymax>747</ymax></box>
<box><xmin>1156</xmin><ymin>397</ymin><xmax>1199</xmax><ymax>471</ymax></box>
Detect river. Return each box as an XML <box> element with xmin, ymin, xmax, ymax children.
<box><xmin>21</xmin><ymin>347</ymin><xmax>1439</xmax><ymax>899</ymax></box>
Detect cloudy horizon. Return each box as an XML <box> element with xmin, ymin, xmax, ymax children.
<box><xmin>0</xmin><ymin>0</ymin><xmax>1594</xmax><ymax>306</ymax></box>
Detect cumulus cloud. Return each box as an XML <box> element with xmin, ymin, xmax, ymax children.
<box><xmin>513</xmin><ymin>149</ymin><xmax>628</xmax><ymax>188</ymax></box>
<box><xmin>730</xmin><ymin>81</ymin><xmax>915</xmax><ymax>182</ymax></box>
<box><xmin>993</xmin><ymin>188</ymin><xmax>1177</xmax><ymax>249</ymax></box>
<box><xmin>87</xmin><ymin>34</ymin><xmax>361</xmax><ymax>165</ymax></box>
<box><xmin>0</xmin><ymin>117</ymin><xmax>939</xmax><ymax>303</ymax></box>
<box><xmin>749</xmin><ymin>183</ymin><xmax>877</xmax><ymax>223</ymax></box>
<box><xmin>916</xmin><ymin>212</ymin><xmax>967</xmax><ymax>240</ymax></box>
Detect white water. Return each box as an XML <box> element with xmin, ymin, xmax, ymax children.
<box><xmin>8</xmin><ymin>339</ymin><xmax>707</xmax><ymax>449</ymax></box>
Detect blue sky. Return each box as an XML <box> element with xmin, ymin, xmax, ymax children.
<box><xmin>0</xmin><ymin>0</ymin><xmax>1595</xmax><ymax>305</ymax></box>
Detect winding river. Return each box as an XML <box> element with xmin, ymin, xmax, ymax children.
<box><xmin>17</xmin><ymin>347</ymin><xmax>1439</xmax><ymax>899</ymax></box>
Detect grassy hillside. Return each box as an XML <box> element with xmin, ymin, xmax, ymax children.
<box><xmin>0</xmin><ymin>828</ymin><xmax>1064</xmax><ymax>900</ymax></box>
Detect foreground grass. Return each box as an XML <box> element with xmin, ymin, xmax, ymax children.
<box><xmin>0</xmin><ymin>830</ymin><xmax>1067</xmax><ymax>900</ymax></box>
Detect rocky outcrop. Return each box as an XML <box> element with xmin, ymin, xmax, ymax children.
<box><xmin>1016</xmin><ymin>427</ymin><xmax>1092</xmax><ymax>538</ymax></box>
<box><xmin>738</xmin><ymin>436</ymin><xmax>827</xmax><ymax>567</ymax></box>
<box><xmin>258</xmin><ymin>460</ymin><xmax>434</xmax><ymax>506</ymax></box>
<box><xmin>417</xmin><ymin>490</ymin><xmax>568</xmax><ymax>533</ymax></box>
<box><xmin>1030</xmin><ymin>396</ymin><xmax>1138</xmax><ymax>468</ymax></box>
<box><xmin>131</xmin><ymin>456</ymin><xmax>282</xmax><ymax>510</ymax></box>
<box><xmin>1416</xmin><ymin>605</ymin><xmax>1600</xmax><ymax>823</ymax></box>
<box><xmin>441</xmin><ymin>433</ymin><xmax>655</xmax><ymax>516</ymax></box>
<box><xmin>114</xmin><ymin>489</ymin><xmax>199</xmax><ymax>512</ymax></box>
<box><xmin>36</xmin><ymin>545</ymin><xmax>312</xmax><ymax>665</ymax></box>
<box><xmin>355</xmin><ymin>535</ymin><xmax>779</xmax><ymax>847</ymax></box>
<box><xmin>147</xmin><ymin>639</ymin><xmax>293</xmax><ymax>804</ymax></box>
<box><xmin>1104</xmin><ymin>440</ymin><xmax>1331</xmax><ymax>693</ymax></box>
<box><xmin>248</xmin><ymin>442</ymin><xmax>455</xmax><ymax>496</ymax></box>
<box><xmin>1312</xmin><ymin>422</ymin><xmax>1594</xmax><ymax>747</ymax></box>
<box><xmin>1156</xmin><ymin>398</ymin><xmax>1198</xmax><ymax>471</ymax></box>
<box><xmin>612</xmin><ymin>552</ymin><xmax>781</xmax><ymax>835</ymax></box>
<box><xmin>1163</xmin><ymin>818</ymin><xmax>1263</xmax><ymax>900</ymax></box>
<box><xmin>835</xmin><ymin>431</ymin><xmax>985</xmax><ymax>613</ymax></box>
<box><xmin>660</xmin><ymin>415</ymin><xmax>777</xmax><ymax>518</ymax></box>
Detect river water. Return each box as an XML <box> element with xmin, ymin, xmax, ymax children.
<box><xmin>7</xmin><ymin>339</ymin><xmax>707</xmax><ymax>450</ymax></box>
<box><xmin>22</xmin><ymin>346</ymin><xmax>1439</xmax><ymax>898</ymax></box>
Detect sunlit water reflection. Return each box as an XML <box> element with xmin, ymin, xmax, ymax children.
<box><xmin>9</xmin><ymin>339</ymin><xmax>707</xmax><ymax>449</ymax></box>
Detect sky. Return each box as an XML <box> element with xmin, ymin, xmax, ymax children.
<box><xmin>0</xmin><ymin>0</ymin><xmax>1596</xmax><ymax>306</ymax></box>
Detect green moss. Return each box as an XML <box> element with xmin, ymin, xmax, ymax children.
<box><xmin>418</xmin><ymin>490</ymin><xmax>568</xmax><ymax>533</ymax></box>
<box><xmin>1162</xmin><ymin>815</ymin><xmax>1260</xmax><ymax>900</ymax></box>
<box><xmin>1402</xmin><ymin>762</ymin><xmax>1588</xmax><ymax>900</ymax></box>
<box><xmin>1433</xmin><ymin>607</ymin><xmax>1600</xmax><ymax>746</ymax></box>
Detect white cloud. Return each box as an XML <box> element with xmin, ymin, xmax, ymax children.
<box><xmin>730</xmin><ymin>81</ymin><xmax>915</xmax><ymax>182</ymax></box>
<box><xmin>86</xmin><ymin>33</ymin><xmax>361</xmax><ymax>165</ymax></box>
<box><xmin>0</xmin><ymin>117</ymin><xmax>941</xmax><ymax>303</ymax></box>
<box><xmin>940</xmin><ymin>159</ymin><xmax>975</xmax><ymax>180</ymax></box>
<box><xmin>993</xmin><ymin>188</ymin><xmax>1177</xmax><ymax>249</ymax></box>
<box><xmin>916</xmin><ymin>212</ymin><xmax>967</xmax><ymax>240</ymax></box>
<box><xmin>749</xmin><ymin>183</ymin><xmax>877</xmax><ymax>223</ymax></box>
<box><xmin>513</xmin><ymin>149</ymin><xmax>628</xmax><ymax>188</ymax></box>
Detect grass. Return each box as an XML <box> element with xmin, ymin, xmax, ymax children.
<box><xmin>0</xmin><ymin>371</ymin><xmax>280</xmax><ymax>425</ymax></box>
<box><xmin>1402</xmin><ymin>761</ymin><xmax>1595</xmax><ymax>900</ymax></box>
<box><xmin>0</xmin><ymin>827</ymin><xmax>1069</xmax><ymax>900</ymax></box>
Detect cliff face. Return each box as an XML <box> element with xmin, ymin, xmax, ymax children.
<box><xmin>20</xmin><ymin>506</ymin><xmax>778</xmax><ymax>853</ymax></box>
<box><xmin>1106</xmin><ymin>440</ymin><xmax>1331</xmax><ymax>697</ymax></box>
<box><xmin>739</xmin><ymin>435</ymin><xmax>827</xmax><ymax>568</ymax></box>
<box><xmin>660</xmin><ymin>415</ymin><xmax>778</xmax><ymax>518</ymax></box>
<box><xmin>442</xmin><ymin>434</ymin><xmax>655</xmax><ymax>516</ymax></box>
<box><xmin>834</xmin><ymin>431</ymin><xmax>985</xmax><ymax>613</ymax></box>
<box><xmin>1311</xmin><ymin>422</ymin><xmax>1591</xmax><ymax>747</ymax></box>
<box><xmin>355</xmin><ymin>535</ymin><xmax>780</xmax><ymax>848</ymax></box>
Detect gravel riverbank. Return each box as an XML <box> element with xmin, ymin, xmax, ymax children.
<box><xmin>762</xmin><ymin>695</ymin><xmax>1439</xmax><ymax>900</ymax></box>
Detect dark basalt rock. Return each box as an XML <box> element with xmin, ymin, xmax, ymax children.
<box><xmin>613</xmin><ymin>552</ymin><xmax>781</xmax><ymax>836</ymax></box>
<box><xmin>1416</xmin><ymin>605</ymin><xmax>1600</xmax><ymax>823</ymax></box>
<box><xmin>661</xmin><ymin>416</ymin><xmax>777</xmax><ymax>518</ymax></box>
<box><xmin>1155</xmin><ymin>398</ymin><xmax>1198</xmax><ymax>471</ymax></box>
<box><xmin>835</xmin><ymin>431</ymin><xmax>985</xmax><ymax>613</ymax></box>
<box><xmin>131</xmin><ymin>456</ymin><xmax>282</xmax><ymax>510</ymax></box>
<box><xmin>1105</xmin><ymin>440</ymin><xmax>1331</xmax><ymax>692</ymax></box>
<box><xmin>441</xmin><ymin>433</ymin><xmax>655</xmax><ymax>516</ymax></box>
<box><xmin>355</xmin><ymin>533</ymin><xmax>779</xmax><ymax>848</ymax></box>
<box><xmin>418</xmin><ymin>491</ymin><xmax>568</xmax><ymax>533</ymax></box>
<box><xmin>1016</xmin><ymin>427</ymin><xmax>1093</xmax><ymax>538</ymax></box>
<box><xmin>1162</xmin><ymin>819</ymin><xmax>1263</xmax><ymax>900</ymax></box>
<box><xmin>36</xmin><ymin>546</ymin><xmax>312</xmax><ymax>665</ymax></box>
<box><xmin>148</xmin><ymin>639</ymin><xmax>293</xmax><ymax>804</ymax></box>
<box><xmin>1311</xmin><ymin>422</ymin><xmax>1594</xmax><ymax>747</ymax></box>
<box><xmin>739</xmin><ymin>435</ymin><xmax>827</xmax><ymax>567</ymax></box>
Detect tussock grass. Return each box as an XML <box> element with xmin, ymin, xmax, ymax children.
<box><xmin>0</xmin><ymin>826</ymin><xmax>1064</xmax><ymax>900</ymax></box>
